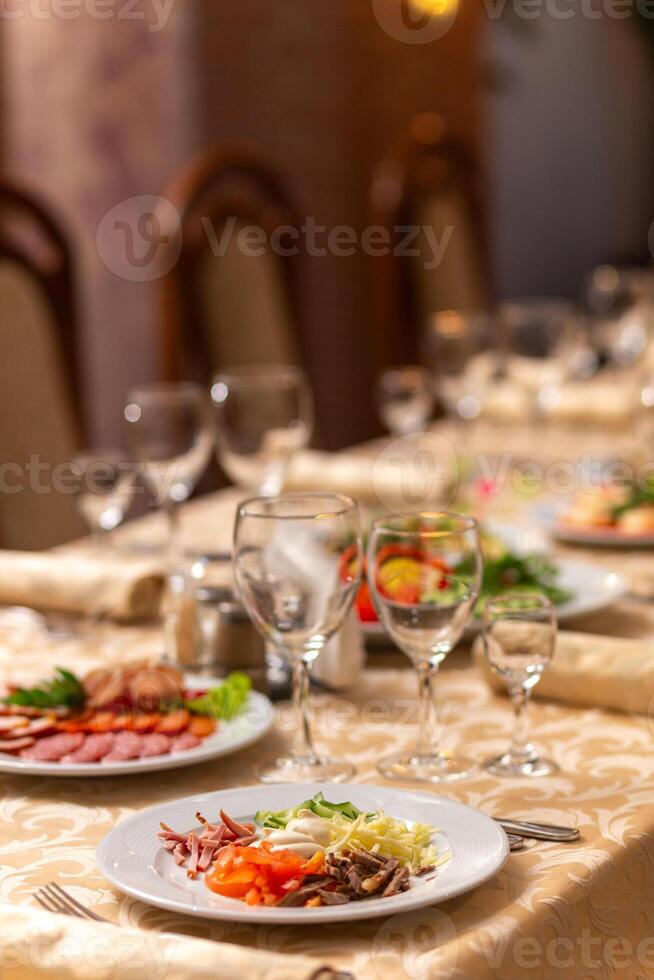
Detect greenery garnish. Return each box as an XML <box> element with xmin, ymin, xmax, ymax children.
<box><xmin>185</xmin><ymin>671</ymin><xmax>251</xmax><ymax>720</ymax></box>
<box><xmin>4</xmin><ymin>667</ymin><xmax>86</xmax><ymax>710</ymax></box>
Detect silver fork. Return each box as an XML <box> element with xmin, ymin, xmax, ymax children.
<box><xmin>34</xmin><ymin>883</ymin><xmax>108</xmax><ymax>922</ymax></box>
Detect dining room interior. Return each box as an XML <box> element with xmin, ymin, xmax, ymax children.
<box><xmin>1</xmin><ymin>1</ymin><xmax>654</xmax><ymax>979</ymax></box>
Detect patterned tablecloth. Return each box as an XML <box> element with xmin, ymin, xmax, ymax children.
<box><xmin>2</xmin><ymin>651</ymin><xmax>654</xmax><ymax>979</ymax></box>
<box><xmin>3</xmin><ymin>423</ymin><xmax>654</xmax><ymax>979</ymax></box>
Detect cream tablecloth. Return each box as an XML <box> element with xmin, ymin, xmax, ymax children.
<box><xmin>2</xmin><ymin>661</ymin><xmax>654</xmax><ymax>979</ymax></box>
<box><xmin>4</xmin><ymin>422</ymin><xmax>654</xmax><ymax>978</ymax></box>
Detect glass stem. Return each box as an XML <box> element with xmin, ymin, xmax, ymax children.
<box><xmin>164</xmin><ymin>497</ymin><xmax>181</xmax><ymax>566</ymax></box>
<box><xmin>415</xmin><ymin>662</ymin><xmax>440</xmax><ymax>756</ymax></box>
<box><xmin>510</xmin><ymin>686</ymin><xmax>531</xmax><ymax>759</ymax></box>
<box><xmin>290</xmin><ymin>658</ymin><xmax>318</xmax><ymax>763</ymax></box>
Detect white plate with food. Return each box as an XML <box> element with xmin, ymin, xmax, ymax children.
<box><xmin>96</xmin><ymin>783</ymin><xmax>509</xmax><ymax>924</ymax></box>
<box><xmin>537</xmin><ymin>498</ymin><xmax>654</xmax><ymax>548</ymax></box>
<box><xmin>0</xmin><ymin>667</ymin><xmax>273</xmax><ymax>777</ymax></box>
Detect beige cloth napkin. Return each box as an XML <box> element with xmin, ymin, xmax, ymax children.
<box><xmin>473</xmin><ymin>630</ymin><xmax>654</xmax><ymax>715</ymax></box>
<box><xmin>0</xmin><ymin>905</ymin><xmax>336</xmax><ymax>980</ymax></box>
<box><xmin>284</xmin><ymin>445</ymin><xmax>454</xmax><ymax>506</ymax></box>
<box><xmin>0</xmin><ymin>551</ymin><xmax>164</xmax><ymax>622</ymax></box>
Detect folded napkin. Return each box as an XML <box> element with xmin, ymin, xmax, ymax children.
<box><xmin>312</xmin><ymin>608</ymin><xmax>365</xmax><ymax>690</ymax></box>
<box><xmin>0</xmin><ymin>905</ymin><xmax>337</xmax><ymax>980</ymax></box>
<box><xmin>284</xmin><ymin>444</ymin><xmax>454</xmax><ymax>506</ymax></box>
<box><xmin>0</xmin><ymin>551</ymin><xmax>164</xmax><ymax>622</ymax></box>
<box><xmin>473</xmin><ymin>630</ymin><xmax>654</xmax><ymax>715</ymax></box>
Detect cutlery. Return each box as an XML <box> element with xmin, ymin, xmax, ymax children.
<box><xmin>495</xmin><ymin>818</ymin><xmax>580</xmax><ymax>842</ymax></box>
<box><xmin>34</xmin><ymin>883</ymin><xmax>108</xmax><ymax>922</ymax></box>
<box><xmin>35</xmin><ymin>883</ymin><xmax>355</xmax><ymax>978</ymax></box>
<box><xmin>507</xmin><ymin>834</ymin><xmax>525</xmax><ymax>851</ymax></box>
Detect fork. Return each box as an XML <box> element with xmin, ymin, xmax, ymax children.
<box><xmin>34</xmin><ymin>883</ymin><xmax>108</xmax><ymax>922</ymax></box>
<box><xmin>35</xmin><ymin>883</ymin><xmax>355</xmax><ymax>978</ymax></box>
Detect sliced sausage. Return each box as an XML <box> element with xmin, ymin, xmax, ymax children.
<box><xmin>0</xmin><ymin>736</ymin><xmax>36</xmax><ymax>754</ymax></box>
<box><xmin>0</xmin><ymin>717</ymin><xmax>30</xmax><ymax>734</ymax></box>
<box><xmin>61</xmin><ymin>733</ymin><xmax>115</xmax><ymax>763</ymax></box>
<box><xmin>170</xmin><ymin>732</ymin><xmax>201</xmax><ymax>754</ymax></box>
<box><xmin>19</xmin><ymin>733</ymin><xmax>85</xmax><ymax>762</ymax></box>
<box><xmin>139</xmin><ymin>733</ymin><xmax>171</xmax><ymax>758</ymax></box>
<box><xmin>101</xmin><ymin>730</ymin><xmax>144</xmax><ymax>762</ymax></box>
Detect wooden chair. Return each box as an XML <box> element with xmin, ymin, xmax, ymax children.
<box><xmin>159</xmin><ymin>144</ymin><xmax>306</xmax><ymax>385</ymax></box>
<box><xmin>370</xmin><ymin>113</ymin><xmax>490</xmax><ymax>369</ymax></box>
<box><xmin>0</xmin><ymin>181</ymin><xmax>85</xmax><ymax>549</ymax></box>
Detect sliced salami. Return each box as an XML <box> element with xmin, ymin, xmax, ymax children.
<box><xmin>19</xmin><ymin>732</ymin><xmax>85</xmax><ymax>762</ymax></box>
<box><xmin>60</xmin><ymin>733</ymin><xmax>115</xmax><ymax>763</ymax></box>
<box><xmin>170</xmin><ymin>732</ymin><xmax>202</xmax><ymax>754</ymax></box>
<box><xmin>139</xmin><ymin>734</ymin><xmax>172</xmax><ymax>758</ymax></box>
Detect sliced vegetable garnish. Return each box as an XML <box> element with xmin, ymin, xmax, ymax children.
<box><xmin>186</xmin><ymin>672</ymin><xmax>251</xmax><ymax>720</ymax></box>
<box><xmin>256</xmin><ymin>791</ymin><xmax>363</xmax><ymax>829</ymax></box>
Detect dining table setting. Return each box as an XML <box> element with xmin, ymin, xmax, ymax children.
<box><xmin>3</xmin><ymin>330</ymin><xmax>654</xmax><ymax>980</ymax></box>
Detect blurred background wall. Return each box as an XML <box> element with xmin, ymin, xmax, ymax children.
<box><xmin>485</xmin><ymin>15</ymin><xmax>654</xmax><ymax>300</ymax></box>
<box><xmin>1</xmin><ymin>0</ymin><xmax>652</xmax><ymax>447</ymax></box>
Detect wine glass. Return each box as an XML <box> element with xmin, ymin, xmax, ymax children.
<box><xmin>426</xmin><ymin>311</ymin><xmax>497</xmax><ymax>426</ymax></box>
<box><xmin>71</xmin><ymin>450</ymin><xmax>134</xmax><ymax>548</ymax></box>
<box><xmin>124</xmin><ymin>383</ymin><xmax>212</xmax><ymax>559</ymax></box>
<box><xmin>211</xmin><ymin>365</ymin><xmax>313</xmax><ymax>495</ymax></box>
<box><xmin>367</xmin><ymin>511</ymin><xmax>482</xmax><ymax>782</ymax></box>
<box><xmin>377</xmin><ymin>366</ymin><xmax>434</xmax><ymax>436</ymax></box>
<box><xmin>482</xmin><ymin>593</ymin><xmax>557</xmax><ymax>777</ymax></box>
<box><xmin>234</xmin><ymin>493</ymin><xmax>361</xmax><ymax>783</ymax></box>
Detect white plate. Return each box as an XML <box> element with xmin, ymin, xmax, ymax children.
<box><xmin>362</xmin><ymin>558</ymin><xmax>626</xmax><ymax>641</ymax></box>
<box><xmin>0</xmin><ymin>684</ymin><xmax>273</xmax><ymax>778</ymax></box>
<box><xmin>97</xmin><ymin>783</ymin><xmax>509</xmax><ymax>923</ymax></box>
<box><xmin>537</xmin><ymin>502</ymin><xmax>654</xmax><ymax>548</ymax></box>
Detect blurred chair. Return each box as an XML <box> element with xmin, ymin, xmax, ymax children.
<box><xmin>0</xmin><ymin>181</ymin><xmax>85</xmax><ymax>549</ymax></box>
<box><xmin>370</xmin><ymin>113</ymin><xmax>490</xmax><ymax>368</ymax></box>
<box><xmin>159</xmin><ymin>145</ymin><xmax>305</xmax><ymax>384</ymax></box>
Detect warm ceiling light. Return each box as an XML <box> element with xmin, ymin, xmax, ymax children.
<box><xmin>409</xmin><ymin>0</ymin><xmax>459</xmax><ymax>17</ymax></box>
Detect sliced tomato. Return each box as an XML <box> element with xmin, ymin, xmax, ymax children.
<box><xmin>356</xmin><ymin>582</ymin><xmax>378</xmax><ymax>622</ymax></box>
<box><xmin>206</xmin><ymin>866</ymin><xmax>258</xmax><ymax>898</ymax></box>
<box><xmin>156</xmin><ymin>709</ymin><xmax>190</xmax><ymax>736</ymax></box>
<box><xmin>187</xmin><ymin>716</ymin><xmax>216</xmax><ymax>739</ymax></box>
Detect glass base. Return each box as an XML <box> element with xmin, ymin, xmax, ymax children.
<box><xmin>484</xmin><ymin>751</ymin><xmax>558</xmax><ymax>778</ymax></box>
<box><xmin>256</xmin><ymin>754</ymin><xmax>356</xmax><ymax>784</ymax></box>
<box><xmin>378</xmin><ymin>749</ymin><xmax>475</xmax><ymax>783</ymax></box>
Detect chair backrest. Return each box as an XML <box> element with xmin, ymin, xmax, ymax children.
<box><xmin>0</xmin><ymin>182</ymin><xmax>85</xmax><ymax>549</ymax></box>
<box><xmin>370</xmin><ymin>114</ymin><xmax>490</xmax><ymax>369</ymax></box>
<box><xmin>159</xmin><ymin>145</ymin><xmax>304</xmax><ymax>384</ymax></box>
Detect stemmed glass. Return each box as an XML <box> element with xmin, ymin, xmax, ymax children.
<box><xmin>234</xmin><ymin>493</ymin><xmax>361</xmax><ymax>783</ymax></box>
<box><xmin>124</xmin><ymin>383</ymin><xmax>212</xmax><ymax>560</ymax></box>
<box><xmin>367</xmin><ymin>511</ymin><xmax>482</xmax><ymax>782</ymax></box>
<box><xmin>377</xmin><ymin>366</ymin><xmax>434</xmax><ymax>436</ymax></box>
<box><xmin>427</xmin><ymin>311</ymin><xmax>496</xmax><ymax>428</ymax></box>
<box><xmin>482</xmin><ymin>593</ymin><xmax>558</xmax><ymax>777</ymax></box>
<box><xmin>71</xmin><ymin>450</ymin><xmax>134</xmax><ymax>548</ymax></box>
<box><xmin>211</xmin><ymin>365</ymin><xmax>313</xmax><ymax>495</ymax></box>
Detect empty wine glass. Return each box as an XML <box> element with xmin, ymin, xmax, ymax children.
<box><xmin>234</xmin><ymin>493</ymin><xmax>361</xmax><ymax>783</ymax></box>
<box><xmin>367</xmin><ymin>511</ymin><xmax>482</xmax><ymax>782</ymax></box>
<box><xmin>377</xmin><ymin>366</ymin><xmax>434</xmax><ymax>436</ymax></box>
<box><xmin>124</xmin><ymin>383</ymin><xmax>212</xmax><ymax>560</ymax></box>
<box><xmin>71</xmin><ymin>450</ymin><xmax>134</xmax><ymax>547</ymax></box>
<box><xmin>211</xmin><ymin>365</ymin><xmax>313</xmax><ymax>496</ymax></box>
<box><xmin>427</xmin><ymin>311</ymin><xmax>497</xmax><ymax>426</ymax></box>
<box><xmin>482</xmin><ymin>593</ymin><xmax>557</xmax><ymax>777</ymax></box>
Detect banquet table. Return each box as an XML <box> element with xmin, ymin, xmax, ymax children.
<box><xmin>3</xmin><ymin>423</ymin><xmax>654</xmax><ymax>979</ymax></box>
